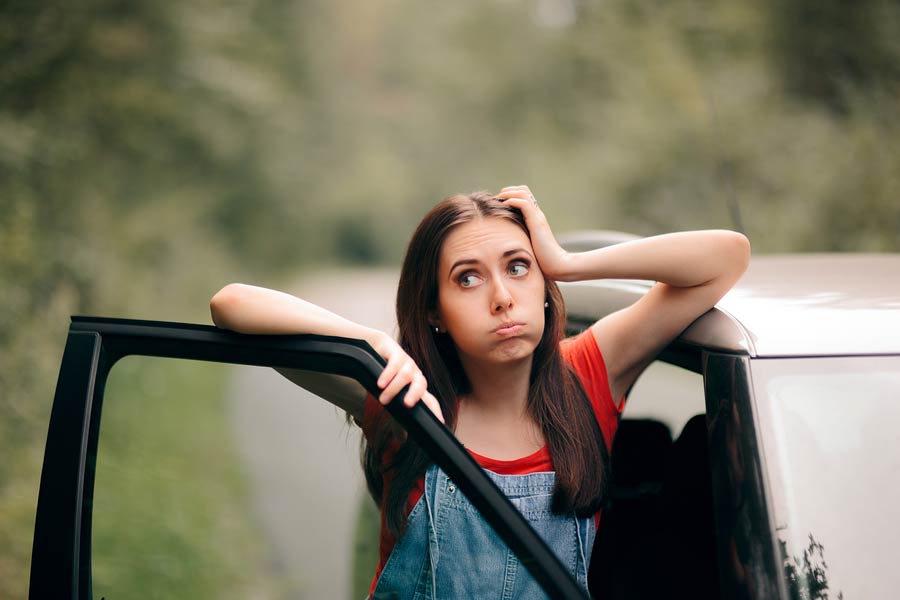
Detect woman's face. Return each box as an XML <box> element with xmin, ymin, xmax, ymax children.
<box><xmin>435</xmin><ymin>217</ymin><xmax>546</xmax><ymax>367</ymax></box>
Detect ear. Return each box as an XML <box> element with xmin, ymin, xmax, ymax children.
<box><xmin>428</xmin><ymin>311</ymin><xmax>445</xmax><ymax>332</ymax></box>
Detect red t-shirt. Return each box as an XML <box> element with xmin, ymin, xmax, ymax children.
<box><xmin>362</xmin><ymin>329</ymin><xmax>625</xmax><ymax>595</ymax></box>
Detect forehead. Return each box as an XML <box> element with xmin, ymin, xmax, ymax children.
<box><xmin>439</xmin><ymin>218</ymin><xmax>531</xmax><ymax>268</ymax></box>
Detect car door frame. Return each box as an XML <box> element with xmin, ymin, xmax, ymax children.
<box><xmin>704</xmin><ymin>352</ymin><xmax>789</xmax><ymax>600</ymax></box>
<box><xmin>30</xmin><ymin>316</ymin><xmax>590</xmax><ymax>600</ymax></box>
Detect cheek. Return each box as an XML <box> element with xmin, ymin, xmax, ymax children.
<box><xmin>437</xmin><ymin>288</ymin><xmax>473</xmax><ymax>331</ymax></box>
<box><xmin>526</xmin><ymin>278</ymin><xmax>548</xmax><ymax>308</ymax></box>
<box><xmin>531</xmin><ymin>283</ymin><xmax>549</xmax><ymax>327</ymax></box>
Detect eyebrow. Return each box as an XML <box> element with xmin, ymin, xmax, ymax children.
<box><xmin>449</xmin><ymin>248</ymin><xmax>533</xmax><ymax>274</ymax></box>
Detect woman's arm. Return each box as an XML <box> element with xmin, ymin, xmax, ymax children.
<box><xmin>497</xmin><ymin>185</ymin><xmax>750</xmax><ymax>400</ymax></box>
<box><xmin>555</xmin><ymin>230</ymin><xmax>750</xmax><ymax>401</ymax></box>
<box><xmin>209</xmin><ymin>283</ymin><xmax>444</xmax><ymax>424</ymax></box>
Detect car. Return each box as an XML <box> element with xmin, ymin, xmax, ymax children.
<box><xmin>29</xmin><ymin>234</ymin><xmax>900</xmax><ymax>599</ymax></box>
<box><xmin>559</xmin><ymin>236</ymin><xmax>900</xmax><ymax>600</ymax></box>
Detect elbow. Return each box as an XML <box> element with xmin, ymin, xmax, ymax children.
<box><xmin>733</xmin><ymin>231</ymin><xmax>752</xmax><ymax>274</ymax></box>
<box><xmin>209</xmin><ymin>283</ymin><xmax>248</xmax><ymax>329</ymax></box>
<box><xmin>721</xmin><ymin>230</ymin><xmax>751</xmax><ymax>280</ymax></box>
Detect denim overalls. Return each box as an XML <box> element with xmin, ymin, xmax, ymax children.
<box><xmin>372</xmin><ymin>464</ymin><xmax>595</xmax><ymax>599</ymax></box>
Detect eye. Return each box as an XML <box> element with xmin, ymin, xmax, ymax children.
<box><xmin>458</xmin><ymin>272</ymin><xmax>483</xmax><ymax>288</ymax></box>
<box><xmin>508</xmin><ymin>261</ymin><xmax>529</xmax><ymax>277</ymax></box>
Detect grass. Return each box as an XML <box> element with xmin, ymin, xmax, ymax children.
<box><xmin>91</xmin><ymin>356</ymin><xmax>287</xmax><ymax>599</ymax></box>
<box><xmin>351</xmin><ymin>494</ymin><xmax>381</xmax><ymax>599</ymax></box>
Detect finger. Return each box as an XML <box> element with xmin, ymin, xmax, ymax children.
<box><xmin>499</xmin><ymin>184</ymin><xmax>531</xmax><ymax>194</ymax></box>
<box><xmin>496</xmin><ymin>191</ymin><xmax>530</xmax><ymax>201</ymax></box>
<box><xmin>421</xmin><ymin>391</ymin><xmax>446</xmax><ymax>424</ymax></box>
<box><xmin>403</xmin><ymin>372</ymin><xmax>428</xmax><ymax>408</ymax></box>
<box><xmin>379</xmin><ymin>376</ymin><xmax>407</xmax><ymax>404</ymax></box>
<box><xmin>497</xmin><ymin>189</ymin><xmax>537</xmax><ymax>204</ymax></box>
<box><xmin>501</xmin><ymin>196</ymin><xmax>539</xmax><ymax>214</ymax></box>
<box><xmin>497</xmin><ymin>187</ymin><xmax>533</xmax><ymax>199</ymax></box>
<box><xmin>377</xmin><ymin>356</ymin><xmax>401</xmax><ymax>389</ymax></box>
<box><xmin>379</xmin><ymin>363</ymin><xmax>416</xmax><ymax>404</ymax></box>
<box><xmin>500</xmin><ymin>196</ymin><xmax>529</xmax><ymax>207</ymax></box>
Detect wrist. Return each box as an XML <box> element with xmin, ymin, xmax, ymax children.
<box><xmin>554</xmin><ymin>247</ymin><xmax>616</xmax><ymax>282</ymax></box>
<box><xmin>361</xmin><ymin>327</ymin><xmax>390</xmax><ymax>350</ymax></box>
<box><xmin>550</xmin><ymin>251</ymin><xmax>582</xmax><ymax>282</ymax></box>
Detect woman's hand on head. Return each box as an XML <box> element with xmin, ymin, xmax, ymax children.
<box><xmin>496</xmin><ymin>185</ymin><xmax>573</xmax><ymax>281</ymax></box>
<box><xmin>370</xmin><ymin>333</ymin><xmax>445</xmax><ymax>424</ymax></box>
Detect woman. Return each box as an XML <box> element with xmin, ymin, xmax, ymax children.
<box><xmin>210</xmin><ymin>186</ymin><xmax>750</xmax><ymax>598</ymax></box>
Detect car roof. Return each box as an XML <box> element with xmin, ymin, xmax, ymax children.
<box><xmin>561</xmin><ymin>254</ymin><xmax>900</xmax><ymax>358</ymax></box>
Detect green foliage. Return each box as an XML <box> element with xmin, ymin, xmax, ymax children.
<box><xmin>2</xmin><ymin>1</ymin><xmax>900</xmax><ymax>597</ymax></box>
<box><xmin>781</xmin><ymin>534</ymin><xmax>844</xmax><ymax>600</ymax></box>
<box><xmin>351</xmin><ymin>495</ymin><xmax>381</xmax><ymax>600</ymax></box>
<box><xmin>93</xmin><ymin>358</ymin><xmax>287</xmax><ymax>599</ymax></box>
<box><xmin>768</xmin><ymin>0</ymin><xmax>900</xmax><ymax>112</ymax></box>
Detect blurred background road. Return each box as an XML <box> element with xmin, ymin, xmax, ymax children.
<box><xmin>227</xmin><ymin>269</ymin><xmax>398</xmax><ymax>599</ymax></box>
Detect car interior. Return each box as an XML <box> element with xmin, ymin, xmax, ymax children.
<box><xmin>588</xmin><ymin>373</ymin><xmax>720</xmax><ymax>599</ymax></box>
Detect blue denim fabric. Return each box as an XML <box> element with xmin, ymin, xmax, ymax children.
<box><xmin>373</xmin><ymin>464</ymin><xmax>594</xmax><ymax>599</ymax></box>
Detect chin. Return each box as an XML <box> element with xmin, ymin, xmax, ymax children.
<box><xmin>490</xmin><ymin>338</ymin><xmax>538</xmax><ymax>363</ymax></box>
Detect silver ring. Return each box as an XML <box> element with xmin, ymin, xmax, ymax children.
<box><xmin>528</xmin><ymin>194</ymin><xmax>537</xmax><ymax>207</ymax></box>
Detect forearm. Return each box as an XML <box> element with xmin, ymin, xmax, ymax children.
<box><xmin>209</xmin><ymin>283</ymin><xmax>444</xmax><ymax>423</ymax></box>
<box><xmin>210</xmin><ymin>283</ymin><xmax>385</xmax><ymax>347</ymax></box>
<box><xmin>557</xmin><ymin>230</ymin><xmax>750</xmax><ymax>287</ymax></box>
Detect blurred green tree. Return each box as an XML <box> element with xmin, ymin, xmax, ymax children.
<box><xmin>2</xmin><ymin>0</ymin><xmax>899</xmax><ymax>596</ymax></box>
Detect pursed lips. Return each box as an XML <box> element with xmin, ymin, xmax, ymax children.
<box><xmin>492</xmin><ymin>322</ymin><xmax>525</xmax><ymax>336</ymax></box>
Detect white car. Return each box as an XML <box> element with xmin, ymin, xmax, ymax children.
<box><xmin>560</xmin><ymin>232</ymin><xmax>900</xmax><ymax>600</ymax></box>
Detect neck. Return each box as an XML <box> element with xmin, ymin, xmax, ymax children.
<box><xmin>457</xmin><ymin>353</ymin><xmax>532</xmax><ymax>418</ymax></box>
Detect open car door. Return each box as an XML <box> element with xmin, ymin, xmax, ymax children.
<box><xmin>30</xmin><ymin>316</ymin><xmax>590</xmax><ymax>599</ymax></box>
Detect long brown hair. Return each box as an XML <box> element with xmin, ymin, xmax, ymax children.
<box><xmin>364</xmin><ymin>191</ymin><xmax>609</xmax><ymax>536</ymax></box>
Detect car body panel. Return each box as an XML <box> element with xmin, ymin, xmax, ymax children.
<box><xmin>562</xmin><ymin>254</ymin><xmax>900</xmax><ymax>357</ymax></box>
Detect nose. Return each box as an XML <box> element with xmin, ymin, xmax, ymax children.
<box><xmin>491</xmin><ymin>279</ymin><xmax>514</xmax><ymax>313</ymax></box>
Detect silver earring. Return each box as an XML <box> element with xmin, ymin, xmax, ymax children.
<box><xmin>544</xmin><ymin>301</ymin><xmax>549</xmax><ymax>308</ymax></box>
<box><xmin>434</xmin><ymin>326</ymin><xmax>440</xmax><ymax>333</ymax></box>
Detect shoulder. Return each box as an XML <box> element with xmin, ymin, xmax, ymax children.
<box><xmin>560</xmin><ymin>329</ymin><xmax>612</xmax><ymax>401</ymax></box>
<box><xmin>560</xmin><ymin>330</ymin><xmax>626</xmax><ymax>448</ymax></box>
<box><xmin>560</xmin><ymin>328</ymin><xmax>599</xmax><ymax>366</ymax></box>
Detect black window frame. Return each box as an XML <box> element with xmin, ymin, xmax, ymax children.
<box><xmin>567</xmin><ymin>317</ymin><xmax>786</xmax><ymax>600</ymax></box>
<box><xmin>30</xmin><ymin>316</ymin><xmax>591</xmax><ymax>600</ymax></box>
<box><xmin>703</xmin><ymin>352</ymin><xmax>789</xmax><ymax>600</ymax></box>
